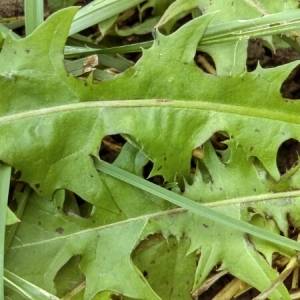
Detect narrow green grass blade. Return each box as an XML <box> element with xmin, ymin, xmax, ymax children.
<box><xmin>24</xmin><ymin>0</ymin><xmax>44</xmax><ymax>36</ymax></box>
<box><xmin>0</xmin><ymin>164</ymin><xmax>11</xmax><ymax>298</ymax></box>
<box><xmin>65</xmin><ymin>36</ymin><xmax>134</xmax><ymax>70</ymax></box>
<box><xmin>65</xmin><ymin>9</ymin><xmax>300</xmax><ymax>56</ymax></box>
<box><xmin>69</xmin><ymin>0</ymin><xmax>144</xmax><ymax>35</ymax></box>
<box><xmin>5</xmin><ymin>185</ymin><xmax>31</xmax><ymax>254</ymax></box>
<box><xmin>280</xmin><ymin>35</ymin><xmax>300</xmax><ymax>53</ymax></box>
<box><xmin>4</xmin><ymin>276</ymin><xmax>32</xmax><ymax>300</ymax></box>
<box><xmin>96</xmin><ymin>160</ymin><xmax>300</xmax><ymax>252</ymax></box>
<box><xmin>200</xmin><ymin>9</ymin><xmax>300</xmax><ymax>42</ymax></box>
<box><xmin>64</xmin><ymin>42</ymin><xmax>151</xmax><ymax>56</ymax></box>
<box><xmin>4</xmin><ymin>269</ymin><xmax>59</xmax><ymax>300</ymax></box>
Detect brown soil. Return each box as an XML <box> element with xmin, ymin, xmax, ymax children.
<box><xmin>0</xmin><ymin>0</ymin><xmax>24</xmax><ymax>17</ymax></box>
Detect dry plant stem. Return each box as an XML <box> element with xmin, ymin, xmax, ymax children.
<box><xmin>290</xmin><ymin>289</ymin><xmax>300</xmax><ymax>299</ymax></box>
<box><xmin>212</xmin><ymin>277</ymin><xmax>245</xmax><ymax>300</ymax></box>
<box><xmin>192</xmin><ymin>147</ymin><xmax>204</xmax><ymax>160</ymax></box>
<box><xmin>196</xmin><ymin>54</ymin><xmax>217</xmax><ymax>75</ymax></box>
<box><xmin>102</xmin><ymin>139</ymin><xmax>122</xmax><ymax>152</ymax></box>
<box><xmin>191</xmin><ymin>270</ymin><xmax>228</xmax><ymax>297</ymax></box>
<box><xmin>275</xmin><ymin>255</ymin><xmax>290</xmax><ymax>269</ymax></box>
<box><xmin>61</xmin><ymin>281</ymin><xmax>86</xmax><ymax>300</ymax></box>
<box><xmin>253</xmin><ymin>254</ymin><xmax>300</xmax><ymax>300</ymax></box>
<box><xmin>292</xmin><ymin>266</ymin><xmax>299</xmax><ymax>290</ymax></box>
<box><xmin>291</xmin><ymin>234</ymin><xmax>300</xmax><ymax>290</ymax></box>
<box><xmin>233</xmin><ymin>282</ymin><xmax>252</xmax><ymax>298</ymax></box>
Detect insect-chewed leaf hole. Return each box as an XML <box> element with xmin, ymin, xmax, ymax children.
<box><xmin>110</xmin><ymin>294</ymin><xmax>123</xmax><ymax>300</ymax></box>
<box><xmin>62</xmin><ymin>190</ymin><xmax>93</xmax><ymax>219</ymax></box>
<box><xmin>194</xmin><ymin>51</ymin><xmax>216</xmax><ymax>76</ymax></box>
<box><xmin>280</xmin><ymin>65</ymin><xmax>300</xmax><ymax>100</ymax></box>
<box><xmin>277</xmin><ymin>138</ymin><xmax>300</xmax><ymax>175</ymax></box>
<box><xmin>210</xmin><ymin>132</ymin><xmax>229</xmax><ymax>151</ymax></box>
<box><xmin>246</xmin><ymin>39</ymin><xmax>299</xmax><ymax>72</ymax></box>
<box><xmin>246</xmin><ymin>39</ymin><xmax>273</xmax><ymax>72</ymax></box>
<box><xmin>246</xmin><ymin>39</ymin><xmax>300</xmax><ymax>100</ymax></box>
<box><xmin>191</xmin><ymin>132</ymin><xmax>229</xmax><ymax>182</ymax></box>
<box><xmin>54</xmin><ymin>255</ymin><xmax>85</xmax><ymax>297</ymax></box>
<box><xmin>99</xmin><ymin>134</ymin><xmax>126</xmax><ymax>163</ymax></box>
<box><xmin>192</xmin><ymin>132</ymin><xmax>228</xmax><ymax>164</ymax></box>
<box><xmin>7</xmin><ymin>171</ymin><xmax>26</xmax><ymax>213</ymax></box>
<box><xmin>143</xmin><ymin>160</ymin><xmax>164</xmax><ymax>186</ymax></box>
<box><xmin>11</xmin><ymin>168</ymin><xmax>21</xmax><ymax>181</ymax></box>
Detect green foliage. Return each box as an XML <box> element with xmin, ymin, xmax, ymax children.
<box><xmin>2</xmin><ymin>1</ymin><xmax>300</xmax><ymax>299</ymax></box>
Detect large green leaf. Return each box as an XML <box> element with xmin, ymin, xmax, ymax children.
<box><xmin>2</xmin><ymin>6</ymin><xmax>300</xmax><ymax>300</ymax></box>
<box><xmin>4</xmin><ymin>142</ymin><xmax>297</xmax><ymax>299</ymax></box>
<box><xmin>4</xmin><ymin>193</ymin><xmax>157</xmax><ymax>299</ymax></box>
<box><xmin>1</xmin><ymin>8</ymin><xmax>299</xmax><ymax>188</ymax></box>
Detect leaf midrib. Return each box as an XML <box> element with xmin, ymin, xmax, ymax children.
<box><xmin>10</xmin><ymin>188</ymin><xmax>300</xmax><ymax>251</ymax></box>
<box><xmin>0</xmin><ymin>99</ymin><xmax>298</xmax><ymax>125</ymax></box>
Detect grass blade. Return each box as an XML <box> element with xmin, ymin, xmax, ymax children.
<box><xmin>65</xmin><ymin>9</ymin><xmax>300</xmax><ymax>56</ymax></box>
<box><xmin>69</xmin><ymin>0</ymin><xmax>144</xmax><ymax>35</ymax></box>
<box><xmin>4</xmin><ymin>269</ymin><xmax>59</xmax><ymax>300</ymax></box>
<box><xmin>96</xmin><ymin>160</ymin><xmax>300</xmax><ymax>252</ymax></box>
<box><xmin>24</xmin><ymin>0</ymin><xmax>44</xmax><ymax>36</ymax></box>
<box><xmin>5</xmin><ymin>185</ymin><xmax>31</xmax><ymax>254</ymax></box>
<box><xmin>0</xmin><ymin>164</ymin><xmax>11</xmax><ymax>298</ymax></box>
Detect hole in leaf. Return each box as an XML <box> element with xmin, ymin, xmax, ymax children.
<box><xmin>280</xmin><ymin>65</ymin><xmax>300</xmax><ymax>100</ymax></box>
<box><xmin>247</xmin><ymin>39</ymin><xmax>272</xmax><ymax>72</ymax></box>
<box><xmin>194</xmin><ymin>51</ymin><xmax>216</xmax><ymax>75</ymax></box>
<box><xmin>99</xmin><ymin>134</ymin><xmax>125</xmax><ymax>163</ymax></box>
<box><xmin>191</xmin><ymin>132</ymin><xmax>229</xmax><ymax>177</ymax></box>
<box><xmin>117</xmin><ymin>6</ymin><xmax>155</xmax><ymax>63</ymax></box>
<box><xmin>287</xmin><ymin>212</ymin><xmax>300</xmax><ymax>233</ymax></box>
<box><xmin>143</xmin><ymin>270</ymin><xmax>148</xmax><ymax>277</ymax></box>
<box><xmin>263</xmin><ymin>45</ymin><xmax>273</xmax><ymax>58</ymax></box>
<box><xmin>143</xmin><ymin>160</ymin><xmax>164</xmax><ymax>185</ymax></box>
<box><xmin>63</xmin><ymin>190</ymin><xmax>93</xmax><ymax>218</ymax></box>
<box><xmin>211</xmin><ymin>132</ymin><xmax>229</xmax><ymax>151</ymax></box>
<box><xmin>191</xmin><ymin>147</ymin><xmax>203</xmax><ymax>175</ymax></box>
<box><xmin>191</xmin><ymin>132</ymin><xmax>230</xmax><ymax>184</ymax></box>
<box><xmin>172</xmin><ymin>13</ymin><xmax>193</xmax><ymax>31</ymax></box>
<box><xmin>12</xmin><ymin>169</ymin><xmax>21</xmax><ymax>181</ymax></box>
<box><xmin>54</xmin><ymin>255</ymin><xmax>85</xmax><ymax>298</ymax></box>
<box><xmin>247</xmin><ymin>39</ymin><xmax>300</xmax><ymax>99</ymax></box>
<box><xmin>119</xmin><ymin>5</ymin><xmax>153</xmax><ymax>29</ymax></box>
<box><xmin>247</xmin><ymin>38</ymin><xmax>299</xmax><ymax>63</ymax></box>
<box><xmin>247</xmin><ymin>39</ymin><xmax>300</xmax><ymax>71</ymax></box>
<box><xmin>190</xmin><ymin>153</ymin><xmax>210</xmax><ymax>186</ymax></box>
<box><xmin>277</xmin><ymin>138</ymin><xmax>300</xmax><ymax>175</ymax></box>
<box><xmin>110</xmin><ymin>295</ymin><xmax>122</xmax><ymax>300</ymax></box>
<box><xmin>7</xmin><ymin>169</ymin><xmax>27</xmax><ymax>212</ymax></box>
<box><xmin>55</xmin><ymin>227</ymin><xmax>64</xmax><ymax>234</ymax></box>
